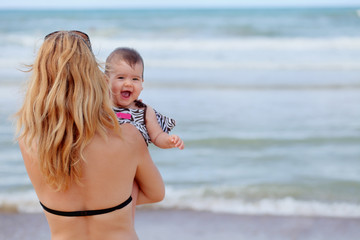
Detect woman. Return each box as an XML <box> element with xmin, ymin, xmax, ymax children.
<box><xmin>16</xmin><ymin>30</ymin><xmax>165</xmax><ymax>240</ymax></box>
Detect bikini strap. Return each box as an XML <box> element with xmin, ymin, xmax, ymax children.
<box><xmin>40</xmin><ymin>196</ymin><xmax>132</xmax><ymax>217</ymax></box>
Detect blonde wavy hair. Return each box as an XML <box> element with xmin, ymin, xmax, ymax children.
<box><xmin>16</xmin><ymin>31</ymin><xmax>119</xmax><ymax>191</ymax></box>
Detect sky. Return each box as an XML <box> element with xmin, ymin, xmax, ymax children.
<box><xmin>0</xmin><ymin>0</ymin><xmax>359</xmax><ymax>9</ymax></box>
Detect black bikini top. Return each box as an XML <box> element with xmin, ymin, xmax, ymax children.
<box><xmin>39</xmin><ymin>196</ymin><xmax>132</xmax><ymax>217</ymax></box>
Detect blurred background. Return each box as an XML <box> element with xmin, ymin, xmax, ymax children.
<box><xmin>1</xmin><ymin>0</ymin><xmax>360</xmax><ymax>217</ymax></box>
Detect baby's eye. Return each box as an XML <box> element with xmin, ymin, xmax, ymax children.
<box><xmin>118</xmin><ymin>77</ymin><xmax>124</xmax><ymax>80</ymax></box>
<box><xmin>133</xmin><ymin>78</ymin><xmax>140</xmax><ymax>81</ymax></box>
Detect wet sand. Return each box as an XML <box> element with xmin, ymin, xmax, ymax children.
<box><xmin>1</xmin><ymin>209</ymin><xmax>360</xmax><ymax>240</ymax></box>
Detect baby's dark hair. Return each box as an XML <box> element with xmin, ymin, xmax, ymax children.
<box><xmin>105</xmin><ymin>47</ymin><xmax>144</xmax><ymax>76</ymax></box>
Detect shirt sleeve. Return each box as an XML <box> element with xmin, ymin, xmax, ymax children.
<box><xmin>154</xmin><ymin>109</ymin><xmax>176</xmax><ymax>133</ymax></box>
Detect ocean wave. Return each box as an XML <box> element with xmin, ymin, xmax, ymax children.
<box><xmin>0</xmin><ymin>191</ymin><xmax>40</xmax><ymax>213</ymax></box>
<box><xmin>3</xmin><ymin>186</ymin><xmax>360</xmax><ymax>218</ymax></box>
<box><xmin>145</xmin><ymin>82</ymin><xmax>360</xmax><ymax>90</ymax></box>
<box><xmin>2</xmin><ymin>35</ymin><xmax>360</xmax><ymax>71</ymax></box>
<box><xmin>146</xmin><ymin>60</ymin><xmax>360</xmax><ymax>71</ymax></box>
<box><xmin>153</xmin><ymin>186</ymin><xmax>360</xmax><ymax>218</ymax></box>
<box><xmin>4</xmin><ymin>34</ymin><xmax>360</xmax><ymax>52</ymax></box>
<box><xmin>92</xmin><ymin>37</ymin><xmax>360</xmax><ymax>52</ymax></box>
<box><xmin>69</xmin><ymin>37</ymin><xmax>360</xmax><ymax>71</ymax></box>
<box><xmin>91</xmin><ymin>36</ymin><xmax>360</xmax><ymax>71</ymax></box>
<box><xmin>184</xmin><ymin>136</ymin><xmax>360</xmax><ymax>148</ymax></box>
<box><xmin>157</xmin><ymin>196</ymin><xmax>360</xmax><ymax>218</ymax></box>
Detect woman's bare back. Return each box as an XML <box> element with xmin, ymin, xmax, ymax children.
<box><xmin>20</xmin><ymin>124</ymin><xmax>161</xmax><ymax>240</ymax></box>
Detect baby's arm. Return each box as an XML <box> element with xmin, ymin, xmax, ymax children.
<box><xmin>146</xmin><ymin>106</ymin><xmax>184</xmax><ymax>150</ymax></box>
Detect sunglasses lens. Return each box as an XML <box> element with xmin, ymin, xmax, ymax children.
<box><xmin>44</xmin><ymin>30</ymin><xmax>91</xmax><ymax>50</ymax></box>
<box><xmin>44</xmin><ymin>31</ymin><xmax>59</xmax><ymax>40</ymax></box>
<box><xmin>72</xmin><ymin>31</ymin><xmax>90</xmax><ymax>42</ymax></box>
<box><xmin>72</xmin><ymin>31</ymin><xmax>92</xmax><ymax>50</ymax></box>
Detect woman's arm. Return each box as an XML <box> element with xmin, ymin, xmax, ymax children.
<box><xmin>134</xmin><ymin>132</ymin><xmax>165</xmax><ymax>205</ymax></box>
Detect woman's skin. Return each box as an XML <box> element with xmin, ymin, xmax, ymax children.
<box><xmin>20</xmin><ymin>124</ymin><xmax>165</xmax><ymax>240</ymax></box>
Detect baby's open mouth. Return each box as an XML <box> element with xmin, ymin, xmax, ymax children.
<box><xmin>121</xmin><ymin>91</ymin><xmax>131</xmax><ymax>98</ymax></box>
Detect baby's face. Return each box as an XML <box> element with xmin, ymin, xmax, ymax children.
<box><xmin>108</xmin><ymin>60</ymin><xmax>144</xmax><ymax>108</ymax></box>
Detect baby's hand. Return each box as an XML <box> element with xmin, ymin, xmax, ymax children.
<box><xmin>170</xmin><ymin>135</ymin><xmax>185</xmax><ymax>150</ymax></box>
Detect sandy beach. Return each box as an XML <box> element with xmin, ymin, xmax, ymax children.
<box><xmin>1</xmin><ymin>209</ymin><xmax>360</xmax><ymax>240</ymax></box>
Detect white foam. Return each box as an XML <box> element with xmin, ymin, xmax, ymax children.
<box><xmin>145</xmin><ymin>59</ymin><xmax>360</xmax><ymax>71</ymax></box>
<box><xmin>2</xmin><ymin>187</ymin><xmax>360</xmax><ymax>217</ymax></box>
<box><xmin>2</xmin><ymin>35</ymin><xmax>360</xmax><ymax>71</ymax></box>
<box><xmin>156</xmin><ymin>187</ymin><xmax>360</xmax><ymax>218</ymax></box>
<box><xmin>3</xmin><ymin>33</ymin><xmax>360</xmax><ymax>55</ymax></box>
<box><xmin>92</xmin><ymin>37</ymin><xmax>360</xmax><ymax>52</ymax></box>
<box><xmin>88</xmin><ymin>36</ymin><xmax>360</xmax><ymax>71</ymax></box>
<box><xmin>0</xmin><ymin>191</ymin><xmax>41</xmax><ymax>213</ymax></box>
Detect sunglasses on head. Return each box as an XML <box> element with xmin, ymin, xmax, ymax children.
<box><xmin>44</xmin><ymin>30</ymin><xmax>92</xmax><ymax>51</ymax></box>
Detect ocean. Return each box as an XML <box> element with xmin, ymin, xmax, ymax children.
<box><xmin>1</xmin><ymin>7</ymin><xmax>360</xmax><ymax>217</ymax></box>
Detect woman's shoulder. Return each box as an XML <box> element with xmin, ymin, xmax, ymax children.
<box><xmin>89</xmin><ymin>124</ymin><xmax>147</xmax><ymax>163</ymax></box>
<box><xmin>110</xmin><ymin>123</ymin><xmax>147</xmax><ymax>148</ymax></box>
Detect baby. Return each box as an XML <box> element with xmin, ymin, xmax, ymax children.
<box><xmin>105</xmin><ymin>47</ymin><xmax>184</xmax><ymax>150</ymax></box>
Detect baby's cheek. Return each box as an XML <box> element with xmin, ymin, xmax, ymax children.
<box><xmin>111</xmin><ymin>83</ymin><xmax>121</xmax><ymax>92</ymax></box>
